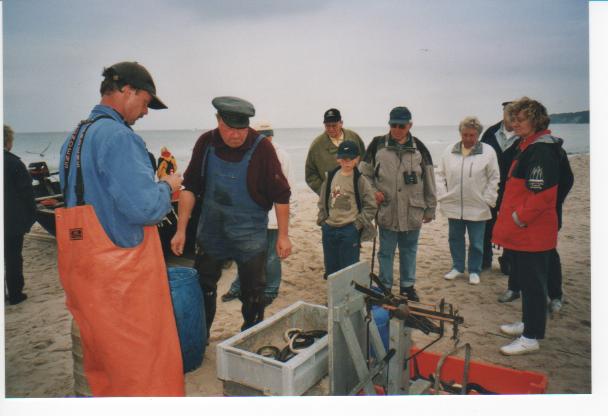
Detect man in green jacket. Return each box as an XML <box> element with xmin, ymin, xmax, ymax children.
<box><xmin>305</xmin><ymin>108</ymin><xmax>366</xmax><ymax>194</ymax></box>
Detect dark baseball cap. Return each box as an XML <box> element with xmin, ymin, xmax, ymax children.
<box><xmin>324</xmin><ymin>108</ymin><xmax>342</xmax><ymax>123</ymax></box>
<box><xmin>102</xmin><ymin>61</ymin><xmax>167</xmax><ymax>109</ymax></box>
<box><xmin>212</xmin><ymin>96</ymin><xmax>256</xmax><ymax>129</ymax></box>
<box><xmin>337</xmin><ymin>140</ymin><xmax>360</xmax><ymax>159</ymax></box>
<box><xmin>389</xmin><ymin>106</ymin><xmax>412</xmax><ymax>124</ymax></box>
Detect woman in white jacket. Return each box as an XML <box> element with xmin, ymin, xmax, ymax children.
<box><xmin>436</xmin><ymin>116</ymin><xmax>500</xmax><ymax>285</ymax></box>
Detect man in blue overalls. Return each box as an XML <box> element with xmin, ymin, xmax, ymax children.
<box><xmin>172</xmin><ymin>97</ymin><xmax>292</xmax><ymax>334</ymax></box>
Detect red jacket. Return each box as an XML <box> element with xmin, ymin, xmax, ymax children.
<box><xmin>492</xmin><ymin>130</ymin><xmax>562</xmax><ymax>252</ymax></box>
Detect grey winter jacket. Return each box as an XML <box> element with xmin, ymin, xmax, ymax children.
<box><xmin>360</xmin><ymin>134</ymin><xmax>437</xmax><ymax>231</ymax></box>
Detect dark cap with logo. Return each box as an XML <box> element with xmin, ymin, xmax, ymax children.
<box><xmin>389</xmin><ymin>106</ymin><xmax>412</xmax><ymax>124</ymax></box>
<box><xmin>212</xmin><ymin>96</ymin><xmax>256</xmax><ymax>129</ymax></box>
<box><xmin>324</xmin><ymin>108</ymin><xmax>342</xmax><ymax>123</ymax></box>
<box><xmin>337</xmin><ymin>140</ymin><xmax>360</xmax><ymax>159</ymax></box>
<box><xmin>102</xmin><ymin>62</ymin><xmax>167</xmax><ymax>110</ymax></box>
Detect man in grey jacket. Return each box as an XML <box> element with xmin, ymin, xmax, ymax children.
<box><xmin>360</xmin><ymin>106</ymin><xmax>437</xmax><ymax>301</ymax></box>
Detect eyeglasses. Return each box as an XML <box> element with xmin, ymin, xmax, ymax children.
<box><xmin>390</xmin><ymin>123</ymin><xmax>407</xmax><ymax>129</ymax></box>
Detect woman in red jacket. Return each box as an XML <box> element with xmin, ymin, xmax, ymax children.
<box><xmin>492</xmin><ymin>97</ymin><xmax>563</xmax><ymax>356</ymax></box>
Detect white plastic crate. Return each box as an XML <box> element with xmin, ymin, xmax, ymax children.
<box><xmin>216</xmin><ymin>301</ymin><xmax>328</xmax><ymax>396</ymax></box>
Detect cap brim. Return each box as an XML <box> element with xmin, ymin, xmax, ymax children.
<box><xmin>389</xmin><ymin>119</ymin><xmax>410</xmax><ymax>125</ymax></box>
<box><xmin>148</xmin><ymin>95</ymin><xmax>167</xmax><ymax>110</ymax></box>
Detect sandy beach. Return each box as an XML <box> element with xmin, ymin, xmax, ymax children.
<box><xmin>3</xmin><ymin>154</ymin><xmax>590</xmax><ymax>397</ymax></box>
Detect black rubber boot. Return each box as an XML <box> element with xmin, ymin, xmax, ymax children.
<box><xmin>238</xmin><ymin>251</ymin><xmax>267</xmax><ymax>331</ymax></box>
<box><xmin>241</xmin><ymin>299</ymin><xmax>266</xmax><ymax>331</ymax></box>
<box><xmin>203</xmin><ymin>290</ymin><xmax>217</xmax><ymax>338</ymax></box>
<box><xmin>193</xmin><ymin>252</ymin><xmax>224</xmax><ymax>338</ymax></box>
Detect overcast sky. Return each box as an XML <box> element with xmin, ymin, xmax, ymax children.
<box><xmin>2</xmin><ymin>0</ymin><xmax>590</xmax><ymax>132</ymax></box>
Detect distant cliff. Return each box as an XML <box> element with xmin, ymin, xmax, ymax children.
<box><xmin>550</xmin><ymin>110</ymin><xmax>589</xmax><ymax>124</ymax></box>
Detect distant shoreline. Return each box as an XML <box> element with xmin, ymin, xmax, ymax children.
<box><xmin>14</xmin><ymin>122</ymin><xmax>591</xmax><ymax>135</ymax></box>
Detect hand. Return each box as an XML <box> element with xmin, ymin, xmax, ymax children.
<box><xmin>422</xmin><ymin>214</ymin><xmax>434</xmax><ymax>223</ymax></box>
<box><xmin>374</xmin><ymin>191</ymin><xmax>385</xmax><ymax>206</ymax></box>
<box><xmin>170</xmin><ymin>230</ymin><xmax>186</xmax><ymax>256</ymax></box>
<box><xmin>161</xmin><ymin>172</ymin><xmax>183</xmax><ymax>193</ymax></box>
<box><xmin>276</xmin><ymin>234</ymin><xmax>292</xmax><ymax>259</ymax></box>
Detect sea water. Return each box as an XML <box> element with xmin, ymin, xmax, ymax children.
<box><xmin>13</xmin><ymin>124</ymin><xmax>589</xmax><ymax>188</ymax></box>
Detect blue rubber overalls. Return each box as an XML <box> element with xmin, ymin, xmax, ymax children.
<box><xmin>194</xmin><ymin>135</ymin><xmax>269</xmax><ymax>332</ymax></box>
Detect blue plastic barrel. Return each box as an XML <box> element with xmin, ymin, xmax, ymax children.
<box><xmin>167</xmin><ymin>267</ymin><xmax>206</xmax><ymax>373</ymax></box>
<box><xmin>371</xmin><ymin>305</ymin><xmax>390</xmax><ymax>356</ymax></box>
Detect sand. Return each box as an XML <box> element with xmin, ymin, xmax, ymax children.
<box><xmin>3</xmin><ymin>154</ymin><xmax>591</xmax><ymax>397</ymax></box>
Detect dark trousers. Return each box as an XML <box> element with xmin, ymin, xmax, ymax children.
<box><xmin>4</xmin><ymin>233</ymin><xmax>25</xmax><ymax>301</ymax></box>
<box><xmin>511</xmin><ymin>250</ymin><xmax>552</xmax><ymax>339</ymax></box>
<box><xmin>321</xmin><ymin>223</ymin><xmax>360</xmax><ymax>277</ymax></box>
<box><xmin>482</xmin><ymin>207</ymin><xmax>497</xmax><ymax>267</ymax></box>
<box><xmin>194</xmin><ymin>250</ymin><xmax>267</xmax><ymax>334</ymax></box>
<box><xmin>507</xmin><ymin>249</ymin><xmax>562</xmax><ymax>300</ymax></box>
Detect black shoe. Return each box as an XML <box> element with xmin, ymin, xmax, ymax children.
<box><xmin>498</xmin><ymin>289</ymin><xmax>520</xmax><ymax>303</ymax></box>
<box><xmin>400</xmin><ymin>286</ymin><xmax>419</xmax><ymax>302</ymax></box>
<box><xmin>8</xmin><ymin>293</ymin><xmax>27</xmax><ymax>305</ymax></box>
<box><xmin>221</xmin><ymin>291</ymin><xmax>239</xmax><ymax>302</ymax></box>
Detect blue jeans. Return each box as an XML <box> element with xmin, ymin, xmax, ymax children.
<box><xmin>448</xmin><ymin>219</ymin><xmax>486</xmax><ymax>275</ymax></box>
<box><xmin>378</xmin><ymin>227</ymin><xmax>420</xmax><ymax>289</ymax></box>
<box><xmin>229</xmin><ymin>229</ymin><xmax>281</xmax><ymax>297</ymax></box>
<box><xmin>321</xmin><ymin>223</ymin><xmax>360</xmax><ymax>277</ymax></box>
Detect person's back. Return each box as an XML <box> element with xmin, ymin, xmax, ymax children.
<box><xmin>4</xmin><ymin>124</ymin><xmax>36</xmax><ymax>305</ymax></box>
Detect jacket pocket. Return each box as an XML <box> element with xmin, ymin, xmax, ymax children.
<box><xmin>408</xmin><ymin>193</ymin><xmax>426</xmax><ymax>228</ymax></box>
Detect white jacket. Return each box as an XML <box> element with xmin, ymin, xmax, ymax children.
<box><xmin>268</xmin><ymin>142</ymin><xmax>297</xmax><ymax>229</ymax></box>
<box><xmin>436</xmin><ymin>141</ymin><xmax>500</xmax><ymax>221</ymax></box>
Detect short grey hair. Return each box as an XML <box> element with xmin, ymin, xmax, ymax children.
<box><xmin>458</xmin><ymin>116</ymin><xmax>483</xmax><ymax>135</ymax></box>
<box><xmin>4</xmin><ymin>124</ymin><xmax>14</xmax><ymax>150</ymax></box>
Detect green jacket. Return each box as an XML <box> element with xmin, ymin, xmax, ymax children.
<box><xmin>305</xmin><ymin>128</ymin><xmax>366</xmax><ymax>194</ymax></box>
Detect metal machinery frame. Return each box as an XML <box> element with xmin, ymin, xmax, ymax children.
<box><xmin>328</xmin><ymin>261</ymin><xmax>464</xmax><ymax>396</ymax></box>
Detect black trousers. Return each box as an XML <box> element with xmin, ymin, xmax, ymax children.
<box><xmin>194</xmin><ymin>250</ymin><xmax>267</xmax><ymax>334</ymax></box>
<box><xmin>507</xmin><ymin>249</ymin><xmax>562</xmax><ymax>300</ymax></box>
<box><xmin>482</xmin><ymin>207</ymin><xmax>497</xmax><ymax>267</ymax></box>
<box><xmin>4</xmin><ymin>233</ymin><xmax>25</xmax><ymax>301</ymax></box>
<box><xmin>510</xmin><ymin>250</ymin><xmax>552</xmax><ymax>339</ymax></box>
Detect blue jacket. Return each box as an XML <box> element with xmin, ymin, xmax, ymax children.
<box><xmin>60</xmin><ymin>105</ymin><xmax>172</xmax><ymax>247</ymax></box>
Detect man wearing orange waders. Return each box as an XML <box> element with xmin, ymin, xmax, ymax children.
<box><xmin>57</xmin><ymin>62</ymin><xmax>185</xmax><ymax>396</ymax></box>
<box><xmin>171</xmin><ymin>97</ymin><xmax>292</xmax><ymax>337</ymax></box>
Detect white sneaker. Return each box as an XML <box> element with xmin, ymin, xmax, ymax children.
<box><xmin>499</xmin><ymin>322</ymin><xmax>524</xmax><ymax>336</ymax></box>
<box><xmin>469</xmin><ymin>273</ymin><xmax>480</xmax><ymax>285</ymax></box>
<box><xmin>444</xmin><ymin>269</ymin><xmax>464</xmax><ymax>280</ymax></box>
<box><xmin>500</xmin><ymin>336</ymin><xmax>540</xmax><ymax>356</ymax></box>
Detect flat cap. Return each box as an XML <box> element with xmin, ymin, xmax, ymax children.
<box><xmin>212</xmin><ymin>96</ymin><xmax>255</xmax><ymax>129</ymax></box>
